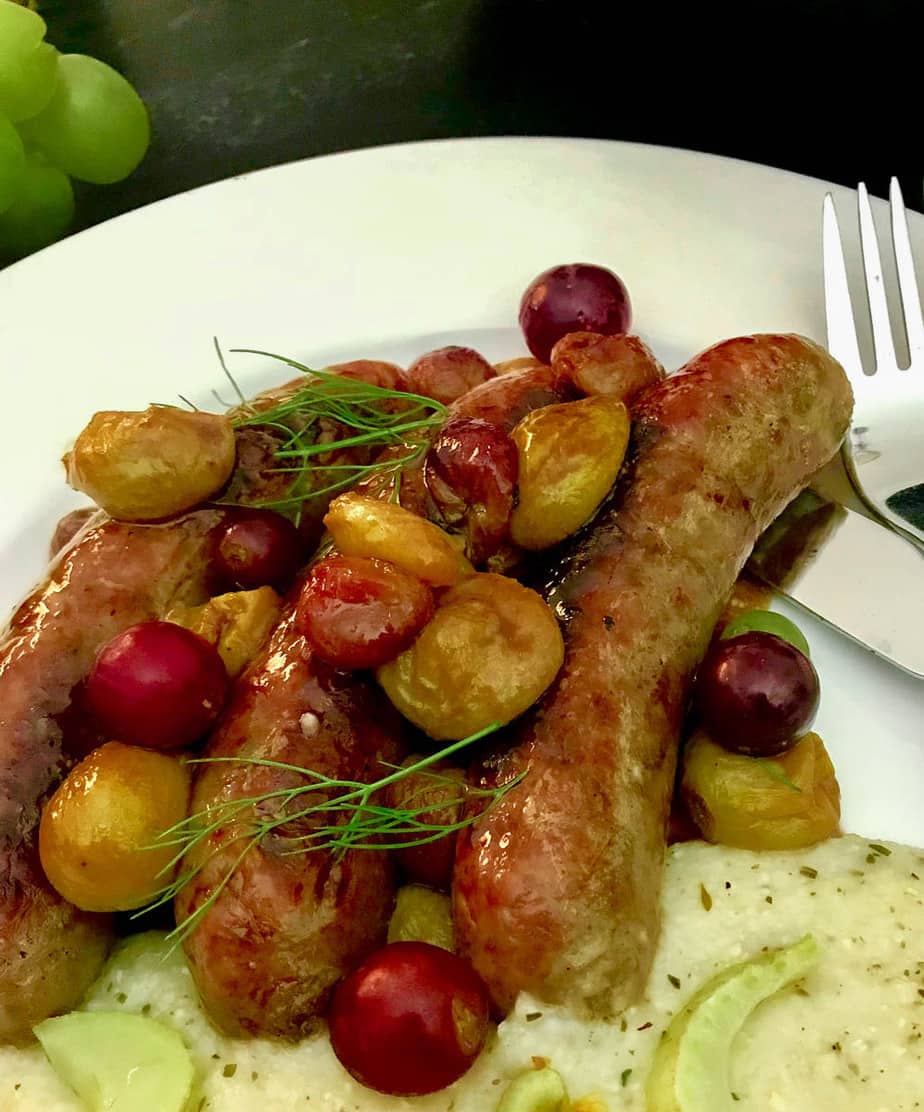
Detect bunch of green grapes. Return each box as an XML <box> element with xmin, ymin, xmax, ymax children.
<box><xmin>0</xmin><ymin>0</ymin><xmax>150</xmax><ymax>260</ymax></box>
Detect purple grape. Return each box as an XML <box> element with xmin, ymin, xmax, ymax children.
<box><xmin>518</xmin><ymin>263</ymin><xmax>632</xmax><ymax>364</ymax></box>
<box><xmin>424</xmin><ymin>416</ymin><xmax>517</xmax><ymax>562</ymax></box>
<box><xmin>215</xmin><ymin>508</ymin><xmax>303</xmax><ymax>591</ymax></box>
<box><xmin>695</xmin><ymin>632</ymin><xmax>820</xmax><ymax>757</ymax></box>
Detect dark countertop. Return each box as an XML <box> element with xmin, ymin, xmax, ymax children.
<box><xmin>32</xmin><ymin>0</ymin><xmax>924</xmax><ymax>232</ymax></box>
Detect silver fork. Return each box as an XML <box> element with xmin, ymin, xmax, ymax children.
<box><xmin>823</xmin><ymin>178</ymin><xmax>924</xmax><ymax>547</ymax></box>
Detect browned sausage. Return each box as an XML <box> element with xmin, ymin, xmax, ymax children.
<box><xmin>451</xmin><ymin>362</ymin><xmax>568</xmax><ymax>429</ymax></box>
<box><xmin>0</xmin><ymin>510</ymin><xmax>228</xmax><ymax>1043</ymax></box>
<box><xmin>174</xmin><ymin>360</ymin><xmax>577</xmax><ymax>1034</ymax></box>
<box><xmin>0</xmin><ymin>358</ymin><xmax>418</xmax><ymax>1045</ymax></box>
<box><xmin>452</xmin><ymin>334</ymin><xmax>853</xmax><ymax>1017</ymax></box>
<box><xmin>176</xmin><ymin>607</ymin><xmax>405</xmax><ymax>1038</ymax></box>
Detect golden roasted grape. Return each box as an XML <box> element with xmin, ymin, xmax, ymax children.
<box><xmin>377</xmin><ymin>573</ymin><xmax>564</xmax><ymax>740</ymax></box>
<box><xmin>493</xmin><ymin>356</ymin><xmax>546</xmax><ymax>376</ymax></box>
<box><xmin>509</xmin><ymin>395</ymin><xmax>630</xmax><ymax>550</ymax></box>
<box><xmin>681</xmin><ymin>730</ymin><xmax>840</xmax><ymax>851</ymax></box>
<box><xmin>166</xmin><ymin>586</ymin><xmax>282</xmax><ymax>677</ymax></box>
<box><xmin>64</xmin><ymin>406</ymin><xmax>236</xmax><ymax>521</ymax></box>
<box><xmin>550</xmin><ymin>331</ymin><xmax>664</xmax><ymax>402</ymax></box>
<box><xmin>39</xmin><ymin>742</ymin><xmax>190</xmax><ymax>912</ymax></box>
<box><xmin>387</xmin><ymin>886</ymin><xmax>455</xmax><ymax>951</ymax></box>
<box><xmin>324</xmin><ymin>492</ymin><xmax>472</xmax><ymax>586</ymax></box>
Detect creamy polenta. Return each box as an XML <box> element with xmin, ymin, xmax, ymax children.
<box><xmin>2</xmin><ymin>834</ymin><xmax>922</xmax><ymax>1111</ymax></box>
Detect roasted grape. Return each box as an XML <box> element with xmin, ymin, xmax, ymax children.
<box><xmin>492</xmin><ymin>356</ymin><xmax>545</xmax><ymax>376</ymax></box>
<box><xmin>65</xmin><ymin>406</ymin><xmax>236</xmax><ymax>522</ymax></box>
<box><xmin>38</xmin><ymin>742</ymin><xmax>190</xmax><ymax>912</ymax></box>
<box><xmin>167</xmin><ymin>587</ymin><xmax>282</xmax><ymax>678</ymax></box>
<box><xmin>324</xmin><ymin>492</ymin><xmax>472</xmax><ymax>587</ymax></box>
<box><xmin>424</xmin><ymin>416</ymin><xmax>518</xmax><ymax>563</ymax></box>
<box><xmin>387</xmin><ymin>886</ymin><xmax>454</xmax><ymax>951</ymax></box>
<box><xmin>405</xmin><ymin>346</ymin><xmax>495</xmax><ymax>405</ymax></box>
<box><xmin>328</xmin><ymin>941</ymin><xmax>490</xmax><ymax>1095</ymax></box>
<box><xmin>451</xmin><ymin>363</ymin><xmax>564</xmax><ymax>430</ymax></box>
<box><xmin>681</xmin><ymin>730</ymin><xmax>840</xmax><ymax>851</ymax></box>
<box><xmin>214</xmin><ymin>508</ymin><xmax>303</xmax><ymax>592</ymax></box>
<box><xmin>509</xmin><ymin>394</ymin><xmax>630</xmax><ymax>550</ymax></box>
<box><xmin>87</xmin><ymin>620</ymin><xmax>229</xmax><ymax>750</ymax></box>
<box><xmin>326</xmin><ymin>358</ymin><xmax>407</xmax><ymax>392</ymax></box>
<box><xmin>550</xmin><ymin>331</ymin><xmax>664</xmax><ymax>402</ymax></box>
<box><xmin>296</xmin><ymin>555</ymin><xmax>435</xmax><ymax>670</ymax></box>
<box><xmin>519</xmin><ymin>263</ymin><xmax>632</xmax><ymax>363</ymax></box>
<box><xmin>695</xmin><ymin>631</ymin><xmax>820</xmax><ymax>757</ymax></box>
<box><xmin>376</xmin><ymin>573</ymin><xmax>564</xmax><ymax>739</ymax></box>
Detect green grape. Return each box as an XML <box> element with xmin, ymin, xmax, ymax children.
<box><xmin>721</xmin><ymin>609</ymin><xmax>811</xmax><ymax>657</ymax></box>
<box><xmin>0</xmin><ymin>43</ymin><xmax>58</xmax><ymax>123</ymax></box>
<box><xmin>19</xmin><ymin>54</ymin><xmax>150</xmax><ymax>184</ymax></box>
<box><xmin>0</xmin><ymin>0</ymin><xmax>45</xmax><ymax>51</ymax></box>
<box><xmin>0</xmin><ymin>151</ymin><xmax>74</xmax><ymax>259</ymax></box>
<box><xmin>0</xmin><ymin>113</ymin><xmax>26</xmax><ymax>213</ymax></box>
<box><xmin>0</xmin><ymin>2</ymin><xmax>58</xmax><ymax>122</ymax></box>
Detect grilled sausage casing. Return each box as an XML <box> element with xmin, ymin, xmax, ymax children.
<box><xmin>452</xmin><ymin>335</ymin><xmax>853</xmax><ymax>1017</ymax></box>
<box><xmin>177</xmin><ymin>608</ymin><xmax>405</xmax><ymax>1039</ymax></box>
<box><xmin>0</xmin><ymin>511</ymin><xmax>226</xmax><ymax>1043</ymax></box>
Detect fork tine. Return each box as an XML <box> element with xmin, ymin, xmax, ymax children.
<box><xmin>823</xmin><ymin>193</ymin><xmax>864</xmax><ymax>377</ymax></box>
<box><xmin>889</xmin><ymin>176</ymin><xmax>924</xmax><ymax>368</ymax></box>
<box><xmin>857</xmin><ymin>182</ymin><xmax>899</xmax><ymax>373</ymax></box>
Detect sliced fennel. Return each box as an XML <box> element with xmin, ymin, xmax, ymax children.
<box><xmin>646</xmin><ymin>934</ymin><xmax>819</xmax><ymax>1112</ymax></box>
<box><xmin>34</xmin><ymin>1010</ymin><xmax>195</xmax><ymax>1112</ymax></box>
<box><xmin>496</xmin><ymin>1065</ymin><xmax>569</xmax><ymax>1112</ymax></box>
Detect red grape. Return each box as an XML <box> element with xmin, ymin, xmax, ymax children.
<box><xmin>328</xmin><ymin>941</ymin><xmax>490</xmax><ymax>1095</ymax></box>
<box><xmin>215</xmin><ymin>509</ymin><xmax>303</xmax><ymax>591</ymax></box>
<box><xmin>87</xmin><ymin>621</ymin><xmax>228</xmax><ymax>750</ymax></box>
<box><xmin>695</xmin><ymin>631</ymin><xmax>820</xmax><ymax>757</ymax></box>
<box><xmin>295</xmin><ymin>555</ymin><xmax>434</xmax><ymax>670</ymax></box>
<box><xmin>519</xmin><ymin>263</ymin><xmax>632</xmax><ymax>363</ymax></box>
<box><xmin>424</xmin><ymin>416</ymin><xmax>518</xmax><ymax>563</ymax></box>
<box><xmin>404</xmin><ymin>346</ymin><xmax>495</xmax><ymax>405</ymax></box>
<box><xmin>326</xmin><ymin>358</ymin><xmax>407</xmax><ymax>392</ymax></box>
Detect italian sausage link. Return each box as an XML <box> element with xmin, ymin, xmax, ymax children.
<box><xmin>177</xmin><ymin>607</ymin><xmax>405</xmax><ymax>1039</ymax></box>
<box><xmin>0</xmin><ymin>510</ymin><xmax>228</xmax><ymax>1043</ymax></box>
<box><xmin>0</xmin><ymin>358</ymin><xmax>416</xmax><ymax>1043</ymax></box>
<box><xmin>452</xmin><ymin>335</ymin><xmax>853</xmax><ymax>1017</ymax></box>
<box><xmin>175</xmin><ymin>360</ymin><xmax>453</xmax><ymax>1037</ymax></box>
<box><xmin>450</xmin><ymin>362</ymin><xmax>567</xmax><ymax>428</ymax></box>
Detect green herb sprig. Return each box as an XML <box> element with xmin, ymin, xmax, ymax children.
<box><xmin>216</xmin><ymin>344</ymin><xmax>448</xmax><ymax>520</ymax></box>
<box><xmin>140</xmin><ymin>722</ymin><xmax>519</xmax><ymax>945</ymax></box>
<box><xmin>755</xmin><ymin>757</ymin><xmax>802</xmax><ymax>793</ymax></box>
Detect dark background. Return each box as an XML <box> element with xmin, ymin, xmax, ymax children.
<box><xmin>38</xmin><ymin>0</ymin><xmax>924</xmax><ymax>231</ymax></box>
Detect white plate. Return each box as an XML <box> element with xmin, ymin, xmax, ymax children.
<box><xmin>1</xmin><ymin>137</ymin><xmax>922</xmax><ymax>845</ymax></box>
